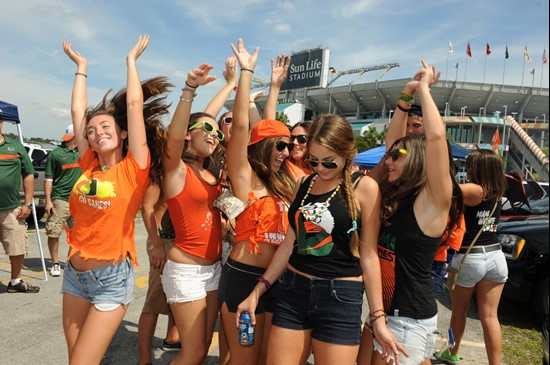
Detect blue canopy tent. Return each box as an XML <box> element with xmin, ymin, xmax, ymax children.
<box><xmin>0</xmin><ymin>99</ymin><xmax>48</xmax><ymax>280</ymax></box>
<box><xmin>354</xmin><ymin>142</ymin><xmax>470</xmax><ymax>169</ymax></box>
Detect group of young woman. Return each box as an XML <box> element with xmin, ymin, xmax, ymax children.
<box><xmin>60</xmin><ymin>35</ymin><xmax>507</xmax><ymax>365</ymax></box>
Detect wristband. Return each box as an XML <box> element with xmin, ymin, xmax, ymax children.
<box><xmin>185</xmin><ymin>80</ymin><xmax>198</xmax><ymax>89</ymax></box>
<box><xmin>396</xmin><ymin>104</ymin><xmax>411</xmax><ymax>113</ymax></box>
<box><xmin>75</xmin><ymin>72</ymin><xmax>87</xmax><ymax>78</ymax></box>
<box><xmin>179</xmin><ymin>96</ymin><xmax>194</xmax><ymax>103</ymax></box>
<box><xmin>369</xmin><ymin>308</ymin><xmax>385</xmax><ymax>317</ymax></box>
<box><xmin>241</xmin><ymin>68</ymin><xmax>254</xmax><ymax>74</ymax></box>
<box><xmin>182</xmin><ymin>87</ymin><xmax>197</xmax><ymax>96</ymax></box>
<box><xmin>398</xmin><ymin>90</ymin><xmax>414</xmax><ymax>104</ymax></box>
<box><xmin>370</xmin><ymin>313</ymin><xmax>387</xmax><ymax>324</ymax></box>
<box><xmin>256</xmin><ymin>275</ymin><xmax>272</xmax><ymax>290</ymax></box>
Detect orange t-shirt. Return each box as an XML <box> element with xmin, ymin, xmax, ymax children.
<box><xmin>235</xmin><ymin>192</ymin><xmax>289</xmax><ymax>254</ymax></box>
<box><xmin>434</xmin><ymin>214</ymin><xmax>466</xmax><ymax>262</ymax></box>
<box><xmin>286</xmin><ymin>160</ymin><xmax>311</xmax><ymax>181</ymax></box>
<box><xmin>68</xmin><ymin>148</ymin><xmax>150</xmax><ymax>264</ymax></box>
<box><xmin>166</xmin><ymin>165</ymin><xmax>222</xmax><ymax>260</ymax></box>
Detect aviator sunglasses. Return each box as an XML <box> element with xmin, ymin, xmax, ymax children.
<box><xmin>188</xmin><ymin>121</ymin><xmax>224</xmax><ymax>141</ymax></box>
<box><xmin>290</xmin><ymin>134</ymin><xmax>308</xmax><ymax>144</ymax></box>
<box><xmin>306</xmin><ymin>159</ymin><xmax>338</xmax><ymax>169</ymax></box>
<box><xmin>388</xmin><ymin>148</ymin><xmax>408</xmax><ymax>161</ymax></box>
<box><xmin>275</xmin><ymin>141</ymin><xmax>295</xmax><ymax>152</ymax></box>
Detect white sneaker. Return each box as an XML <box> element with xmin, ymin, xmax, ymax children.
<box><xmin>50</xmin><ymin>263</ymin><xmax>61</xmax><ymax>277</ymax></box>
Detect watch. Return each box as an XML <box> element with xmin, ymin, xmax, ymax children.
<box><xmin>25</xmin><ymin>202</ymin><xmax>32</xmax><ymax>209</ymax></box>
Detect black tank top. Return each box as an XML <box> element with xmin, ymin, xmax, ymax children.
<box><xmin>288</xmin><ymin>174</ymin><xmax>361</xmax><ymax>279</ymax></box>
<box><xmin>461</xmin><ymin>199</ymin><xmax>500</xmax><ymax>249</ymax></box>
<box><xmin>378</xmin><ymin>203</ymin><xmax>440</xmax><ymax>319</ymax></box>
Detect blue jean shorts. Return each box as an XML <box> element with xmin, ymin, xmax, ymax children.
<box><xmin>430</xmin><ymin>261</ymin><xmax>447</xmax><ymax>298</ymax></box>
<box><xmin>62</xmin><ymin>257</ymin><xmax>134</xmax><ymax>311</ymax></box>
<box><xmin>450</xmin><ymin>249</ymin><xmax>508</xmax><ymax>288</ymax></box>
<box><xmin>271</xmin><ymin>269</ymin><xmax>364</xmax><ymax>345</ymax></box>
<box><xmin>374</xmin><ymin>314</ymin><xmax>438</xmax><ymax>365</ymax></box>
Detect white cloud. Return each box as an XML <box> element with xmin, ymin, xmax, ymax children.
<box><xmin>274</xmin><ymin>23</ymin><xmax>292</xmax><ymax>34</ymax></box>
<box><xmin>335</xmin><ymin>0</ymin><xmax>377</xmax><ymax>18</ymax></box>
<box><xmin>278</xmin><ymin>1</ymin><xmax>296</xmax><ymax>11</ymax></box>
<box><xmin>51</xmin><ymin>107</ymin><xmax>71</xmax><ymax>118</ymax></box>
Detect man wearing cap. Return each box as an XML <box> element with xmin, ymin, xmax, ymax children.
<box><xmin>44</xmin><ymin>125</ymin><xmax>81</xmax><ymax>276</ymax></box>
<box><xmin>0</xmin><ymin>114</ymin><xmax>39</xmax><ymax>293</ymax></box>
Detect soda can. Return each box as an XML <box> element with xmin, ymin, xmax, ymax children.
<box><xmin>239</xmin><ymin>312</ymin><xmax>255</xmax><ymax>345</ymax></box>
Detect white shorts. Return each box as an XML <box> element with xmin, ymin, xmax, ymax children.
<box><xmin>161</xmin><ymin>259</ymin><xmax>221</xmax><ymax>303</ymax></box>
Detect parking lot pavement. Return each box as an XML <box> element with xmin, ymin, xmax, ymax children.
<box><xmin>1</xmin><ymin>218</ymin><xmax>505</xmax><ymax>365</ymax></box>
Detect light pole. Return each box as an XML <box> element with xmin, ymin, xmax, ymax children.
<box><xmin>328</xmin><ymin>66</ymin><xmax>336</xmax><ymax>114</ymax></box>
<box><xmin>511</xmin><ymin>112</ymin><xmax>518</xmax><ymax>120</ymax></box>
<box><xmin>388</xmin><ymin>109</ymin><xmax>394</xmax><ymax>123</ymax></box>
<box><xmin>461</xmin><ymin>106</ymin><xmax>468</xmax><ymax>116</ymax></box>
<box><xmin>445</xmin><ymin>102</ymin><xmax>449</xmax><ymax>117</ymax></box>
<box><xmin>503</xmin><ymin>105</ymin><xmax>508</xmax><ymax>117</ymax></box>
<box><xmin>542</xmin><ymin>114</ymin><xmax>546</xmax><ymax>123</ymax></box>
<box><xmin>479</xmin><ymin>107</ymin><xmax>484</xmax><ymax>117</ymax></box>
<box><xmin>535</xmin><ymin>116</ymin><xmax>539</xmax><ymax>123</ymax></box>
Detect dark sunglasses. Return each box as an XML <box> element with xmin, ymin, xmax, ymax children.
<box><xmin>188</xmin><ymin>121</ymin><xmax>224</xmax><ymax>141</ymax></box>
<box><xmin>221</xmin><ymin>117</ymin><xmax>233</xmax><ymax>124</ymax></box>
<box><xmin>306</xmin><ymin>159</ymin><xmax>338</xmax><ymax>169</ymax></box>
<box><xmin>275</xmin><ymin>141</ymin><xmax>295</xmax><ymax>152</ymax></box>
<box><xmin>388</xmin><ymin>148</ymin><xmax>408</xmax><ymax>161</ymax></box>
<box><xmin>290</xmin><ymin>134</ymin><xmax>308</xmax><ymax>144</ymax></box>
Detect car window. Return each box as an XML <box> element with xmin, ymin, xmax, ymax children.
<box><xmin>31</xmin><ymin>149</ymin><xmax>46</xmax><ymax>161</ymax></box>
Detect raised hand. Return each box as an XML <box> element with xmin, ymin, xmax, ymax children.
<box><xmin>223</xmin><ymin>56</ymin><xmax>238</xmax><ymax>86</ymax></box>
<box><xmin>418</xmin><ymin>60</ymin><xmax>437</xmax><ymax>88</ymax></box>
<box><xmin>249</xmin><ymin>89</ymin><xmax>265</xmax><ymax>102</ymax></box>
<box><xmin>63</xmin><ymin>41</ymin><xmax>87</xmax><ymax>67</ymax></box>
<box><xmin>270</xmin><ymin>54</ymin><xmax>291</xmax><ymax>88</ymax></box>
<box><xmin>127</xmin><ymin>34</ymin><xmax>150</xmax><ymax>62</ymax></box>
<box><xmin>230</xmin><ymin>38</ymin><xmax>259</xmax><ymax>71</ymax></box>
<box><xmin>187</xmin><ymin>64</ymin><xmax>217</xmax><ymax>87</ymax></box>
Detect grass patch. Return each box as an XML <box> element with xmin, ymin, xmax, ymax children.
<box><xmin>502</xmin><ymin>324</ymin><xmax>542</xmax><ymax>365</ymax></box>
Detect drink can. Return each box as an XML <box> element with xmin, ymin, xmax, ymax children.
<box><xmin>239</xmin><ymin>312</ymin><xmax>255</xmax><ymax>345</ymax></box>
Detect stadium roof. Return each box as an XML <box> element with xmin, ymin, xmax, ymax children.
<box><xmin>226</xmin><ymin>79</ymin><xmax>549</xmax><ymax>123</ymax></box>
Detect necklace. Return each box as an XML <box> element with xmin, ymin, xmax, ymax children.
<box><xmin>299</xmin><ymin>175</ymin><xmax>341</xmax><ymax>222</ymax></box>
<box><xmin>100</xmin><ymin>165</ymin><xmax>110</xmax><ymax>171</ymax></box>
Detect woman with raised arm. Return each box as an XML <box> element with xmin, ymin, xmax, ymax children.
<box><xmin>369</xmin><ymin>60</ymin><xmax>460</xmax><ymax>365</ymax></box>
<box><xmin>61</xmin><ymin>36</ymin><xmax>170</xmax><ymax>364</ymax></box>
<box><xmin>217</xmin><ymin>38</ymin><xmax>295</xmax><ymax>365</ymax></box>
<box><xmin>160</xmin><ymin>64</ymin><xmax>224</xmax><ymax>365</ymax></box>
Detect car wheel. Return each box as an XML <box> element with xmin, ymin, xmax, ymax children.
<box><xmin>535</xmin><ymin>275</ymin><xmax>550</xmax><ymax>321</ymax></box>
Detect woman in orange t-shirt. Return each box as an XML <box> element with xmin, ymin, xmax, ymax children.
<box><xmin>62</xmin><ymin>36</ymin><xmax>170</xmax><ymax>364</ymax></box>
<box><xmin>161</xmin><ymin>65</ymin><xmax>223</xmax><ymax>365</ymax></box>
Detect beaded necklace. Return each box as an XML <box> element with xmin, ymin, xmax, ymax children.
<box><xmin>299</xmin><ymin>174</ymin><xmax>341</xmax><ymax>222</ymax></box>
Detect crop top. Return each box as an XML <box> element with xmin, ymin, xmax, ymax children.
<box><xmin>234</xmin><ymin>192</ymin><xmax>289</xmax><ymax>254</ymax></box>
<box><xmin>166</xmin><ymin>165</ymin><xmax>222</xmax><ymax>260</ymax></box>
<box><xmin>68</xmin><ymin>148</ymin><xmax>150</xmax><ymax>265</ymax></box>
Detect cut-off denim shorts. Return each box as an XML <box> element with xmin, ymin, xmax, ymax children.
<box><xmin>161</xmin><ymin>259</ymin><xmax>221</xmax><ymax>303</ymax></box>
<box><xmin>374</xmin><ymin>314</ymin><xmax>438</xmax><ymax>365</ymax></box>
<box><xmin>271</xmin><ymin>269</ymin><xmax>364</xmax><ymax>345</ymax></box>
<box><xmin>450</xmin><ymin>248</ymin><xmax>508</xmax><ymax>288</ymax></box>
<box><xmin>61</xmin><ymin>257</ymin><xmax>134</xmax><ymax>311</ymax></box>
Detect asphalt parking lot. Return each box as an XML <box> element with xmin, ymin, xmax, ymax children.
<box><xmin>0</xmin><ymin>218</ymin><xmax>537</xmax><ymax>365</ymax></box>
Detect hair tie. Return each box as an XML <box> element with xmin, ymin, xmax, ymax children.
<box><xmin>347</xmin><ymin>220</ymin><xmax>358</xmax><ymax>234</ymax></box>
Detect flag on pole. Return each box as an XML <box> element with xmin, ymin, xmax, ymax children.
<box><xmin>455</xmin><ymin>62</ymin><xmax>460</xmax><ymax>69</ymax></box>
<box><xmin>524</xmin><ymin>46</ymin><xmax>532</xmax><ymax>63</ymax></box>
<box><xmin>449</xmin><ymin>41</ymin><xmax>454</xmax><ymax>53</ymax></box>
<box><xmin>544</xmin><ymin>49</ymin><xmax>548</xmax><ymax>64</ymax></box>
<box><xmin>486</xmin><ymin>43</ymin><xmax>492</xmax><ymax>55</ymax></box>
<box><xmin>530</xmin><ymin>69</ymin><xmax>535</xmax><ymax>75</ymax></box>
<box><xmin>491</xmin><ymin>129</ymin><xmax>501</xmax><ymax>152</ymax></box>
<box><xmin>466</xmin><ymin>42</ymin><xmax>472</xmax><ymax>57</ymax></box>
<box><xmin>505</xmin><ymin>46</ymin><xmax>509</xmax><ymax>59</ymax></box>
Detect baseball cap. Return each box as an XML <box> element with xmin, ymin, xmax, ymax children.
<box><xmin>61</xmin><ymin>124</ymin><xmax>75</xmax><ymax>141</ymax></box>
<box><xmin>249</xmin><ymin>119</ymin><xmax>290</xmax><ymax>146</ymax></box>
<box><xmin>409</xmin><ymin>104</ymin><xmax>422</xmax><ymax>117</ymax></box>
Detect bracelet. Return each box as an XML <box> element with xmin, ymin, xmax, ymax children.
<box><xmin>249</xmin><ymin>100</ymin><xmax>256</xmax><ymax>104</ymax></box>
<box><xmin>370</xmin><ymin>313</ymin><xmax>387</xmax><ymax>324</ymax></box>
<box><xmin>75</xmin><ymin>72</ymin><xmax>87</xmax><ymax>78</ymax></box>
<box><xmin>369</xmin><ymin>308</ymin><xmax>385</xmax><ymax>317</ymax></box>
<box><xmin>241</xmin><ymin>68</ymin><xmax>254</xmax><ymax>74</ymax></box>
<box><xmin>233</xmin><ymin>86</ymin><xmax>238</xmax><ymax>92</ymax></box>
<box><xmin>185</xmin><ymin>80</ymin><xmax>198</xmax><ymax>89</ymax></box>
<box><xmin>179</xmin><ymin>96</ymin><xmax>194</xmax><ymax>103</ymax></box>
<box><xmin>181</xmin><ymin>87</ymin><xmax>198</xmax><ymax>96</ymax></box>
<box><xmin>398</xmin><ymin>91</ymin><xmax>414</xmax><ymax>104</ymax></box>
<box><xmin>396</xmin><ymin>104</ymin><xmax>411</xmax><ymax>113</ymax></box>
<box><xmin>256</xmin><ymin>275</ymin><xmax>272</xmax><ymax>290</ymax></box>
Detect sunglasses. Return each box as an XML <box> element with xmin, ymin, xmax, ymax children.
<box><xmin>388</xmin><ymin>148</ymin><xmax>408</xmax><ymax>161</ymax></box>
<box><xmin>275</xmin><ymin>141</ymin><xmax>295</xmax><ymax>152</ymax></box>
<box><xmin>306</xmin><ymin>159</ymin><xmax>338</xmax><ymax>169</ymax></box>
<box><xmin>221</xmin><ymin>117</ymin><xmax>233</xmax><ymax>124</ymax></box>
<box><xmin>188</xmin><ymin>121</ymin><xmax>224</xmax><ymax>141</ymax></box>
<box><xmin>290</xmin><ymin>134</ymin><xmax>308</xmax><ymax>144</ymax></box>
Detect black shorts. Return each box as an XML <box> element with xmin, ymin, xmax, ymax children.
<box><xmin>271</xmin><ymin>269</ymin><xmax>364</xmax><ymax>345</ymax></box>
<box><xmin>218</xmin><ymin>257</ymin><xmax>277</xmax><ymax>314</ymax></box>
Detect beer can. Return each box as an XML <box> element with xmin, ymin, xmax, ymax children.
<box><xmin>239</xmin><ymin>312</ymin><xmax>255</xmax><ymax>345</ymax></box>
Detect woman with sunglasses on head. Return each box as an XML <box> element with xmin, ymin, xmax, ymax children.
<box><xmin>218</xmin><ymin>38</ymin><xmax>295</xmax><ymax>365</ymax></box>
<box><xmin>161</xmin><ymin>64</ymin><xmax>224</xmax><ymax>365</ymax></box>
<box><xmin>62</xmin><ymin>36</ymin><xmax>171</xmax><ymax>364</ymax></box>
<box><xmin>287</xmin><ymin>121</ymin><xmax>312</xmax><ymax>180</ymax></box>
<box><xmin>236</xmin><ymin>113</ymin><xmax>405</xmax><ymax>365</ymax></box>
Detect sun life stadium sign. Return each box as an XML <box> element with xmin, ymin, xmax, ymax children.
<box><xmin>280</xmin><ymin>48</ymin><xmax>330</xmax><ymax>92</ymax></box>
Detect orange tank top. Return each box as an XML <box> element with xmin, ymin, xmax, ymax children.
<box><xmin>68</xmin><ymin>148</ymin><xmax>150</xmax><ymax>265</ymax></box>
<box><xmin>166</xmin><ymin>165</ymin><xmax>222</xmax><ymax>260</ymax></box>
<box><xmin>287</xmin><ymin>160</ymin><xmax>311</xmax><ymax>181</ymax></box>
<box><xmin>235</xmin><ymin>192</ymin><xmax>289</xmax><ymax>254</ymax></box>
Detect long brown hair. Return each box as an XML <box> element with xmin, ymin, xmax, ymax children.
<box><xmin>85</xmin><ymin>76</ymin><xmax>173</xmax><ymax>185</ymax></box>
<box><xmin>466</xmin><ymin>149</ymin><xmax>506</xmax><ymax>201</ymax></box>
<box><xmin>289</xmin><ymin>121</ymin><xmax>311</xmax><ymax>165</ymax></box>
<box><xmin>308</xmin><ymin>114</ymin><xmax>360</xmax><ymax>257</ymax></box>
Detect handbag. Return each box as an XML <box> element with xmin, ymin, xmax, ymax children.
<box><xmin>213</xmin><ymin>185</ymin><xmax>247</xmax><ymax>220</ymax></box>
<box><xmin>446</xmin><ymin>201</ymin><xmax>498</xmax><ymax>291</ymax></box>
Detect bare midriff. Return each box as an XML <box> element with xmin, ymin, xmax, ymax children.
<box><xmin>229</xmin><ymin>240</ymin><xmax>278</xmax><ymax>269</ymax></box>
<box><xmin>69</xmin><ymin>252</ymin><xmax>120</xmax><ymax>272</ymax></box>
<box><xmin>288</xmin><ymin>264</ymin><xmax>362</xmax><ymax>281</ymax></box>
<box><xmin>167</xmin><ymin>245</ymin><xmax>219</xmax><ymax>266</ymax></box>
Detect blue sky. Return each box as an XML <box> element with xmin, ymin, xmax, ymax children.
<box><xmin>0</xmin><ymin>0</ymin><xmax>548</xmax><ymax>139</ymax></box>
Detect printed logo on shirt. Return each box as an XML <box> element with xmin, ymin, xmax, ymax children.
<box><xmin>7</xmin><ymin>147</ymin><xmax>15</xmax><ymax>152</ymax></box>
<box><xmin>378</xmin><ymin>231</ymin><xmax>397</xmax><ymax>312</ymax></box>
<box><xmin>262</xmin><ymin>201</ymin><xmax>288</xmax><ymax>245</ymax></box>
<box><xmin>476</xmin><ymin>210</ymin><xmax>498</xmax><ymax>232</ymax></box>
<box><xmin>295</xmin><ymin>202</ymin><xmax>335</xmax><ymax>256</ymax></box>
<box><xmin>72</xmin><ymin>175</ymin><xmax>116</xmax><ymax>210</ymax></box>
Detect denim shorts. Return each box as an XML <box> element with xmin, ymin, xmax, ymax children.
<box><xmin>430</xmin><ymin>261</ymin><xmax>447</xmax><ymax>298</ymax></box>
<box><xmin>61</xmin><ymin>257</ymin><xmax>134</xmax><ymax>311</ymax></box>
<box><xmin>450</xmin><ymin>248</ymin><xmax>508</xmax><ymax>288</ymax></box>
<box><xmin>374</xmin><ymin>314</ymin><xmax>438</xmax><ymax>365</ymax></box>
<box><xmin>161</xmin><ymin>259</ymin><xmax>221</xmax><ymax>303</ymax></box>
<box><xmin>271</xmin><ymin>269</ymin><xmax>364</xmax><ymax>345</ymax></box>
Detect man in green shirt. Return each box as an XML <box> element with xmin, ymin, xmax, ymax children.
<box><xmin>0</xmin><ymin>114</ymin><xmax>40</xmax><ymax>293</ymax></box>
<box><xmin>44</xmin><ymin>125</ymin><xmax>81</xmax><ymax>277</ymax></box>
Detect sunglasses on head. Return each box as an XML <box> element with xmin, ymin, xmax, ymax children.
<box><xmin>290</xmin><ymin>134</ymin><xmax>308</xmax><ymax>144</ymax></box>
<box><xmin>221</xmin><ymin>116</ymin><xmax>233</xmax><ymax>124</ymax></box>
<box><xmin>188</xmin><ymin>121</ymin><xmax>224</xmax><ymax>141</ymax></box>
<box><xmin>306</xmin><ymin>159</ymin><xmax>338</xmax><ymax>169</ymax></box>
<box><xmin>388</xmin><ymin>148</ymin><xmax>408</xmax><ymax>161</ymax></box>
<box><xmin>275</xmin><ymin>141</ymin><xmax>295</xmax><ymax>152</ymax></box>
